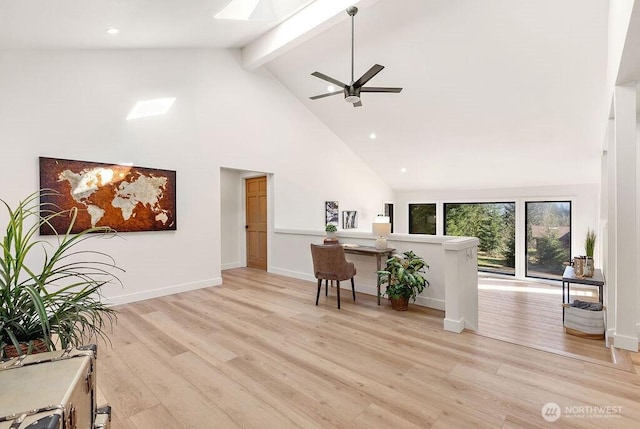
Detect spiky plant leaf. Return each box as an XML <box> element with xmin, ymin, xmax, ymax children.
<box><xmin>0</xmin><ymin>189</ymin><xmax>123</xmax><ymax>357</ymax></box>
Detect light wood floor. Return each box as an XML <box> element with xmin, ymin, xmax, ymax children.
<box><xmin>98</xmin><ymin>268</ymin><xmax>640</xmax><ymax>428</ymax></box>
<box><xmin>477</xmin><ymin>276</ymin><xmax>613</xmax><ymax>364</ymax></box>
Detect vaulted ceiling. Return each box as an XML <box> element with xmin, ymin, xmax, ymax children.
<box><xmin>0</xmin><ymin>0</ymin><xmax>616</xmax><ymax>191</ymax></box>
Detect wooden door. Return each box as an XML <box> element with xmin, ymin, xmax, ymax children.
<box><xmin>245</xmin><ymin>176</ymin><xmax>267</xmax><ymax>270</ymax></box>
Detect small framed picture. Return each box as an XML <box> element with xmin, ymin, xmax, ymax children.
<box><xmin>325</xmin><ymin>201</ymin><xmax>339</xmax><ymax>226</ymax></box>
<box><xmin>342</xmin><ymin>211</ymin><xmax>358</xmax><ymax>229</ymax></box>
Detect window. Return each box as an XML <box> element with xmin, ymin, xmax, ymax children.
<box><xmin>384</xmin><ymin>203</ymin><xmax>394</xmax><ymax>233</ymax></box>
<box><xmin>409</xmin><ymin>204</ymin><xmax>436</xmax><ymax>234</ymax></box>
<box><xmin>525</xmin><ymin>201</ymin><xmax>571</xmax><ymax>280</ymax></box>
<box><xmin>444</xmin><ymin>202</ymin><xmax>515</xmax><ymax>275</ymax></box>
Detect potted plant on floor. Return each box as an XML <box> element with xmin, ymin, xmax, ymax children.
<box><xmin>377</xmin><ymin>250</ymin><xmax>429</xmax><ymax>311</ymax></box>
<box><xmin>0</xmin><ymin>190</ymin><xmax>123</xmax><ymax>358</ymax></box>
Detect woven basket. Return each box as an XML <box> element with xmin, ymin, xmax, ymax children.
<box><xmin>3</xmin><ymin>339</ymin><xmax>49</xmax><ymax>358</ymax></box>
<box><xmin>563</xmin><ymin>304</ymin><xmax>605</xmax><ymax>338</ymax></box>
<box><xmin>390</xmin><ymin>296</ymin><xmax>409</xmax><ymax>311</ymax></box>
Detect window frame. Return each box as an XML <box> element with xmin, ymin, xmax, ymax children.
<box><xmin>524</xmin><ymin>200</ymin><xmax>572</xmax><ymax>281</ymax></box>
<box><xmin>443</xmin><ymin>201</ymin><xmax>516</xmax><ymax>276</ymax></box>
<box><xmin>408</xmin><ymin>203</ymin><xmax>437</xmax><ymax>235</ymax></box>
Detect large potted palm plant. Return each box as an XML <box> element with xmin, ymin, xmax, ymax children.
<box><xmin>0</xmin><ymin>190</ymin><xmax>123</xmax><ymax>358</ymax></box>
<box><xmin>377</xmin><ymin>250</ymin><xmax>429</xmax><ymax>311</ymax></box>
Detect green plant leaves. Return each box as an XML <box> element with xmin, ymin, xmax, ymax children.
<box><xmin>0</xmin><ymin>189</ymin><xmax>123</xmax><ymax>357</ymax></box>
<box><xmin>376</xmin><ymin>250</ymin><xmax>429</xmax><ymax>303</ymax></box>
<box><xmin>585</xmin><ymin>228</ymin><xmax>596</xmax><ymax>257</ymax></box>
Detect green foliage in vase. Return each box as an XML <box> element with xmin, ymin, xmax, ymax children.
<box><xmin>325</xmin><ymin>224</ymin><xmax>337</xmax><ymax>233</ymax></box>
<box><xmin>0</xmin><ymin>190</ymin><xmax>123</xmax><ymax>357</ymax></box>
<box><xmin>377</xmin><ymin>250</ymin><xmax>429</xmax><ymax>302</ymax></box>
<box><xmin>585</xmin><ymin>229</ymin><xmax>596</xmax><ymax>258</ymax></box>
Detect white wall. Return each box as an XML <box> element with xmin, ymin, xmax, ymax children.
<box><xmin>0</xmin><ymin>48</ymin><xmax>392</xmax><ymax>304</ymax></box>
<box><xmin>393</xmin><ymin>184</ymin><xmax>600</xmax><ymax>280</ymax></box>
<box><xmin>599</xmin><ymin>0</ymin><xmax>640</xmax><ymax>351</ymax></box>
<box><xmin>637</xmin><ymin>117</ymin><xmax>640</xmax><ymax>339</ymax></box>
<box><xmin>220</xmin><ymin>168</ymin><xmax>243</xmax><ymax>270</ymax></box>
<box><xmin>608</xmin><ymin>0</ymin><xmax>636</xmax><ymax>89</ymax></box>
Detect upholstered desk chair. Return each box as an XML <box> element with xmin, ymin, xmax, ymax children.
<box><xmin>310</xmin><ymin>243</ymin><xmax>356</xmax><ymax>309</ymax></box>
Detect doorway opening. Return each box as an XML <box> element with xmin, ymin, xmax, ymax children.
<box><xmin>220</xmin><ymin>168</ymin><xmax>271</xmax><ymax>272</ymax></box>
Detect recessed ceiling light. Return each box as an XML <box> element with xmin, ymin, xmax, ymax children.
<box><xmin>327</xmin><ymin>85</ymin><xmax>335</xmax><ymax>92</ymax></box>
<box><xmin>127</xmin><ymin>97</ymin><xmax>176</xmax><ymax>120</ymax></box>
<box><xmin>369</xmin><ymin>133</ymin><xmax>377</xmax><ymax>140</ymax></box>
<box><xmin>400</xmin><ymin>168</ymin><xmax>407</xmax><ymax>173</ymax></box>
<box><xmin>106</xmin><ymin>28</ymin><xmax>120</xmax><ymax>35</ymax></box>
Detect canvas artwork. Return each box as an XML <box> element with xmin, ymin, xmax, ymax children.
<box><xmin>39</xmin><ymin>157</ymin><xmax>176</xmax><ymax>234</ymax></box>
<box><xmin>325</xmin><ymin>201</ymin><xmax>339</xmax><ymax>226</ymax></box>
<box><xmin>342</xmin><ymin>211</ymin><xmax>358</xmax><ymax>229</ymax></box>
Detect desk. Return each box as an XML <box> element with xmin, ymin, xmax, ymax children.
<box><xmin>562</xmin><ymin>266</ymin><xmax>605</xmax><ymax>321</ymax></box>
<box><xmin>343</xmin><ymin>245</ymin><xmax>395</xmax><ymax>305</ymax></box>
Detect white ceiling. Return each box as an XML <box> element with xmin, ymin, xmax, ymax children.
<box><xmin>0</xmin><ymin>0</ymin><xmax>313</xmax><ymax>49</ymax></box>
<box><xmin>618</xmin><ymin>1</ymin><xmax>640</xmax><ymax>85</ymax></box>
<box><xmin>0</xmin><ymin>0</ymin><xmax>615</xmax><ymax>191</ymax></box>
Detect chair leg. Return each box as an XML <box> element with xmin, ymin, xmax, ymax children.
<box><xmin>336</xmin><ymin>280</ymin><xmax>341</xmax><ymax>309</ymax></box>
<box><xmin>325</xmin><ymin>279</ymin><xmax>328</xmax><ymax>296</ymax></box>
<box><xmin>351</xmin><ymin>277</ymin><xmax>356</xmax><ymax>301</ymax></box>
<box><xmin>316</xmin><ymin>279</ymin><xmax>322</xmax><ymax>305</ymax></box>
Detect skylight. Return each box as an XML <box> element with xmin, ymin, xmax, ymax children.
<box><xmin>126</xmin><ymin>97</ymin><xmax>176</xmax><ymax>120</ymax></box>
<box><xmin>214</xmin><ymin>0</ymin><xmax>316</xmax><ymax>22</ymax></box>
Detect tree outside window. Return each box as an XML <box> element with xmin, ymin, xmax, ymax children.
<box><xmin>409</xmin><ymin>204</ymin><xmax>436</xmax><ymax>235</ymax></box>
<box><xmin>444</xmin><ymin>202</ymin><xmax>516</xmax><ymax>275</ymax></box>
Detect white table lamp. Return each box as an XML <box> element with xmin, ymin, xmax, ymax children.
<box><xmin>372</xmin><ymin>215</ymin><xmax>391</xmax><ymax>249</ymax></box>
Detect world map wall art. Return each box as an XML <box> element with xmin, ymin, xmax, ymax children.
<box><xmin>39</xmin><ymin>157</ymin><xmax>176</xmax><ymax>234</ymax></box>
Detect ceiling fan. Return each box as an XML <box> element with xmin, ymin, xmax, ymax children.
<box><xmin>309</xmin><ymin>6</ymin><xmax>402</xmax><ymax>108</ymax></box>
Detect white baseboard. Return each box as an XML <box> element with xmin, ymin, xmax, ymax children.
<box><xmin>105</xmin><ymin>278</ymin><xmax>223</xmax><ymax>306</ymax></box>
<box><xmin>444</xmin><ymin>318</ymin><xmax>465</xmax><ymax>333</ymax></box>
<box><xmin>269</xmin><ymin>267</ymin><xmax>316</xmax><ymax>283</ymax></box>
<box><xmin>606</xmin><ymin>328</ymin><xmax>615</xmax><ymax>348</ymax></box>
<box><xmin>613</xmin><ymin>333</ymin><xmax>639</xmax><ymax>352</ymax></box>
<box><xmin>415</xmin><ymin>295</ymin><xmax>445</xmax><ymax>311</ymax></box>
<box><xmin>221</xmin><ymin>262</ymin><xmax>242</xmax><ymax>270</ymax></box>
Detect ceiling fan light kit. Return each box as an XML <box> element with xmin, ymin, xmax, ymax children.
<box><xmin>309</xmin><ymin>6</ymin><xmax>403</xmax><ymax>108</ymax></box>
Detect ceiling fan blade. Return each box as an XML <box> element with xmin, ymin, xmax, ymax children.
<box><xmin>353</xmin><ymin>100</ymin><xmax>363</xmax><ymax>107</ymax></box>
<box><xmin>360</xmin><ymin>87</ymin><xmax>403</xmax><ymax>93</ymax></box>
<box><xmin>311</xmin><ymin>72</ymin><xmax>347</xmax><ymax>88</ymax></box>
<box><xmin>353</xmin><ymin>64</ymin><xmax>384</xmax><ymax>88</ymax></box>
<box><xmin>309</xmin><ymin>90</ymin><xmax>344</xmax><ymax>100</ymax></box>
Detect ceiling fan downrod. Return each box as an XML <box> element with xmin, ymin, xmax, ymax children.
<box><xmin>348</xmin><ymin>6</ymin><xmax>358</xmax><ymax>84</ymax></box>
